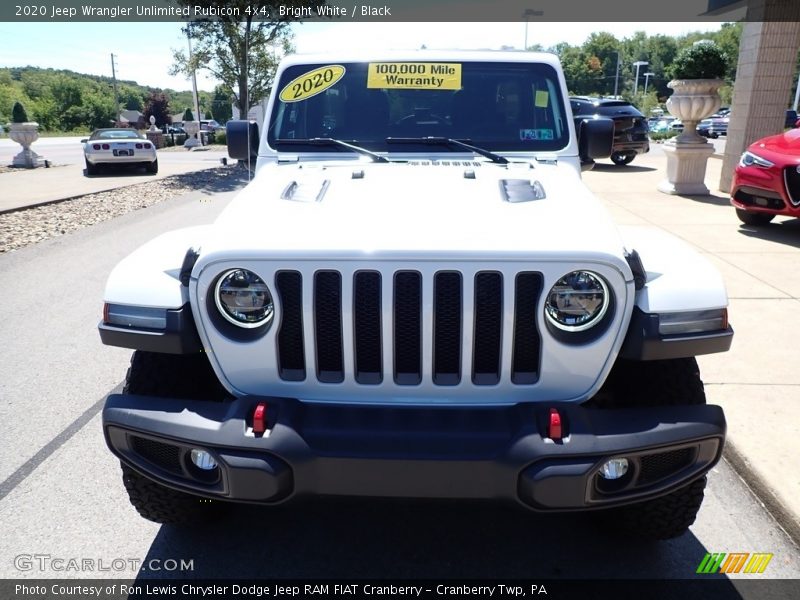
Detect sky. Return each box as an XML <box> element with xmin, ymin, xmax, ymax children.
<box><xmin>0</xmin><ymin>21</ymin><xmax>725</xmax><ymax>93</ymax></box>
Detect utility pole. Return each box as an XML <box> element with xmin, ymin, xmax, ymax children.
<box><xmin>110</xmin><ymin>53</ymin><xmax>120</xmax><ymax>125</ymax></box>
<box><xmin>187</xmin><ymin>26</ymin><xmax>203</xmax><ymax>145</ymax></box>
<box><xmin>613</xmin><ymin>52</ymin><xmax>621</xmax><ymax>98</ymax></box>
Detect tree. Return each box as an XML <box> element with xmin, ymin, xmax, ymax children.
<box><xmin>144</xmin><ymin>91</ymin><xmax>171</xmax><ymax>126</ymax></box>
<box><xmin>183</xmin><ymin>107</ymin><xmax>194</xmax><ymax>121</ymax></box>
<box><xmin>210</xmin><ymin>84</ymin><xmax>232</xmax><ymax>123</ymax></box>
<box><xmin>170</xmin><ymin>0</ymin><xmax>322</xmax><ymax>116</ymax></box>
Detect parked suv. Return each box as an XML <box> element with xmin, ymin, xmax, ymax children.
<box><xmin>570</xmin><ymin>97</ymin><xmax>650</xmax><ymax>166</ymax></box>
<box><xmin>99</xmin><ymin>51</ymin><xmax>732</xmax><ymax>540</ymax></box>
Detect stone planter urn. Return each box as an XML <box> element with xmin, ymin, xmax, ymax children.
<box><xmin>658</xmin><ymin>78</ymin><xmax>724</xmax><ymax>195</ymax></box>
<box><xmin>183</xmin><ymin>120</ymin><xmax>201</xmax><ymax>149</ymax></box>
<box><xmin>8</xmin><ymin>122</ymin><xmax>45</xmax><ymax>168</ymax></box>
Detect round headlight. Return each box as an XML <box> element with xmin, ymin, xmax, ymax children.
<box><xmin>214</xmin><ymin>269</ymin><xmax>274</xmax><ymax>328</ymax></box>
<box><xmin>544</xmin><ymin>271</ymin><xmax>609</xmax><ymax>332</ymax></box>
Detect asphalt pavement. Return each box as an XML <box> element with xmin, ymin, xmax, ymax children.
<box><xmin>0</xmin><ymin>136</ymin><xmax>227</xmax><ymax>212</ymax></box>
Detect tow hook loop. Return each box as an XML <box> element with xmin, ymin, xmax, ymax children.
<box><xmin>548</xmin><ymin>408</ymin><xmax>562</xmax><ymax>440</ymax></box>
<box><xmin>253</xmin><ymin>402</ymin><xmax>268</xmax><ymax>434</ymax></box>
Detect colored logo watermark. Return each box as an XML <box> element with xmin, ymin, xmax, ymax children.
<box><xmin>696</xmin><ymin>552</ymin><xmax>773</xmax><ymax>574</ymax></box>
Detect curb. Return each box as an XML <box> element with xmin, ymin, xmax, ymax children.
<box><xmin>723</xmin><ymin>443</ymin><xmax>800</xmax><ymax>546</ymax></box>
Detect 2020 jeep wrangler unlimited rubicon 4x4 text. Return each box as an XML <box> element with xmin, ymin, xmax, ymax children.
<box><xmin>99</xmin><ymin>51</ymin><xmax>732</xmax><ymax>539</ymax></box>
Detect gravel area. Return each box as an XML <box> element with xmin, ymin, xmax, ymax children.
<box><xmin>0</xmin><ymin>165</ymin><xmax>247</xmax><ymax>254</ymax></box>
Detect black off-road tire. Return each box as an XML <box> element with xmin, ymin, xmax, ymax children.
<box><xmin>593</xmin><ymin>358</ymin><xmax>709</xmax><ymax>539</ymax></box>
<box><xmin>610</xmin><ymin>152</ymin><xmax>636</xmax><ymax>166</ymax></box>
<box><xmin>119</xmin><ymin>350</ymin><xmax>230</xmax><ymax>524</ymax></box>
<box><xmin>121</xmin><ymin>463</ymin><xmax>223</xmax><ymax>524</ymax></box>
<box><xmin>736</xmin><ymin>208</ymin><xmax>774</xmax><ymax>226</ymax></box>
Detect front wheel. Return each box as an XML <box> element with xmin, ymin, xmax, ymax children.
<box><xmin>610</xmin><ymin>152</ymin><xmax>635</xmax><ymax>166</ymax></box>
<box><xmin>593</xmin><ymin>358</ymin><xmax>709</xmax><ymax>539</ymax></box>
<box><xmin>736</xmin><ymin>208</ymin><xmax>774</xmax><ymax>226</ymax></box>
<box><xmin>119</xmin><ymin>351</ymin><xmax>230</xmax><ymax>523</ymax></box>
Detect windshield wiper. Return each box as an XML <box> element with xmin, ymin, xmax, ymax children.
<box><xmin>276</xmin><ymin>138</ymin><xmax>389</xmax><ymax>163</ymax></box>
<box><xmin>385</xmin><ymin>137</ymin><xmax>509</xmax><ymax>164</ymax></box>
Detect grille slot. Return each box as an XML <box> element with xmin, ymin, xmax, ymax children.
<box><xmin>638</xmin><ymin>448</ymin><xmax>694</xmax><ymax>485</ymax></box>
<box><xmin>512</xmin><ymin>273</ymin><xmax>543</xmax><ymax>384</ymax></box>
<box><xmin>276</xmin><ymin>271</ymin><xmax>306</xmax><ymax>381</ymax></box>
<box><xmin>472</xmin><ymin>272</ymin><xmax>503</xmax><ymax>385</ymax></box>
<box><xmin>131</xmin><ymin>437</ymin><xmax>183</xmax><ymax>475</ymax></box>
<box><xmin>353</xmin><ymin>271</ymin><xmax>383</xmax><ymax>384</ymax></box>
<box><xmin>433</xmin><ymin>272</ymin><xmax>462</xmax><ymax>385</ymax></box>
<box><xmin>314</xmin><ymin>271</ymin><xmax>344</xmax><ymax>383</ymax></box>
<box><xmin>394</xmin><ymin>271</ymin><xmax>422</xmax><ymax>385</ymax></box>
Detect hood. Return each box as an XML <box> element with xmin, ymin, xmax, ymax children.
<box><xmin>202</xmin><ymin>160</ymin><xmax>627</xmax><ymax>264</ymax></box>
<box><xmin>748</xmin><ymin>128</ymin><xmax>800</xmax><ymax>159</ymax></box>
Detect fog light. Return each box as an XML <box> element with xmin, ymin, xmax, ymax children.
<box><xmin>190</xmin><ymin>449</ymin><xmax>218</xmax><ymax>471</ymax></box>
<box><xmin>600</xmin><ymin>458</ymin><xmax>629</xmax><ymax>480</ymax></box>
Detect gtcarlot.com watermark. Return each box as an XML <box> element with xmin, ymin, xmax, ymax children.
<box><xmin>14</xmin><ymin>553</ymin><xmax>194</xmax><ymax>573</ymax></box>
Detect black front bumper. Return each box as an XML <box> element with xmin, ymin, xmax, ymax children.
<box><xmin>103</xmin><ymin>395</ymin><xmax>724</xmax><ymax>511</ymax></box>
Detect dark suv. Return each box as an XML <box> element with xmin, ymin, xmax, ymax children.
<box><xmin>570</xmin><ymin>98</ymin><xmax>650</xmax><ymax>166</ymax></box>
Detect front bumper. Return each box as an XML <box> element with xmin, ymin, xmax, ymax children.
<box><xmin>103</xmin><ymin>395</ymin><xmax>725</xmax><ymax>511</ymax></box>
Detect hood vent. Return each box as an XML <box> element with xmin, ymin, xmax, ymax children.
<box><xmin>499</xmin><ymin>179</ymin><xmax>546</xmax><ymax>203</ymax></box>
<box><xmin>280</xmin><ymin>179</ymin><xmax>330</xmax><ymax>203</ymax></box>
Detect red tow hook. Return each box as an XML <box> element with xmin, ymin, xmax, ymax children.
<box><xmin>548</xmin><ymin>408</ymin><xmax>563</xmax><ymax>441</ymax></box>
<box><xmin>252</xmin><ymin>402</ymin><xmax>268</xmax><ymax>434</ymax></box>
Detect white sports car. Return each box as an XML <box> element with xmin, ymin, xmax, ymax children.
<box><xmin>82</xmin><ymin>128</ymin><xmax>158</xmax><ymax>175</ymax></box>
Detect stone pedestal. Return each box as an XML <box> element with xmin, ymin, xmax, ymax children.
<box><xmin>8</xmin><ymin>122</ymin><xmax>45</xmax><ymax>168</ymax></box>
<box><xmin>183</xmin><ymin>121</ymin><xmax>200</xmax><ymax>149</ymax></box>
<box><xmin>658</xmin><ymin>141</ymin><xmax>715</xmax><ymax>195</ymax></box>
<box><xmin>146</xmin><ymin>130</ymin><xmax>165</xmax><ymax>149</ymax></box>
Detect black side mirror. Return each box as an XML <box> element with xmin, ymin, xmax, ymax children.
<box><xmin>575</xmin><ymin>117</ymin><xmax>614</xmax><ymax>163</ymax></box>
<box><xmin>226</xmin><ymin>120</ymin><xmax>259</xmax><ymax>166</ymax></box>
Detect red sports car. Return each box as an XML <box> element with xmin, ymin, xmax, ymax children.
<box><xmin>730</xmin><ymin>128</ymin><xmax>800</xmax><ymax>225</ymax></box>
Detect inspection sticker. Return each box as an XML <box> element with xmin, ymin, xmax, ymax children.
<box><xmin>279</xmin><ymin>65</ymin><xmax>346</xmax><ymax>103</ymax></box>
<box><xmin>367</xmin><ymin>63</ymin><xmax>462</xmax><ymax>90</ymax></box>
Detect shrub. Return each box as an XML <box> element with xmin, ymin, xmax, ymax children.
<box><xmin>669</xmin><ymin>42</ymin><xmax>727</xmax><ymax>80</ymax></box>
<box><xmin>183</xmin><ymin>107</ymin><xmax>194</xmax><ymax>122</ymax></box>
<box><xmin>11</xmin><ymin>101</ymin><xmax>29</xmax><ymax>123</ymax></box>
<box><xmin>650</xmin><ymin>130</ymin><xmax>679</xmax><ymax>141</ymax></box>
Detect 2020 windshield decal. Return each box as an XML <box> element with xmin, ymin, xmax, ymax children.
<box><xmin>279</xmin><ymin>65</ymin><xmax>346</xmax><ymax>103</ymax></box>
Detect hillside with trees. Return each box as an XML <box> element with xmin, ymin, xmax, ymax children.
<box><xmin>0</xmin><ymin>66</ymin><xmax>217</xmax><ymax>132</ymax></box>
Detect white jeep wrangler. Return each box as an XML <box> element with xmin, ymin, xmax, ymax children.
<box><xmin>100</xmin><ymin>51</ymin><xmax>732</xmax><ymax>539</ymax></box>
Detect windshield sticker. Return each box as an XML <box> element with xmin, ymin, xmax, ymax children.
<box><xmin>535</xmin><ymin>90</ymin><xmax>550</xmax><ymax>108</ymax></box>
<box><xmin>520</xmin><ymin>129</ymin><xmax>554</xmax><ymax>141</ymax></box>
<box><xmin>367</xmin><ymin>63</ymin><xmax>462</xmax><ymax>90</ymax></box>
<box><xmin>279</xmin><ymin>65</ymin><xmax>346</xmax><ymax>103</ymax></box>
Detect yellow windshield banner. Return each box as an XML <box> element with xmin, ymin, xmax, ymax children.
<box><xmin>279</xmin><ymin>65</ymin><xmax>346</xmax><ymax>103</ymax></box>
<box><xmin>367</xmin><ymin>63</ymin><xmax>462</xmax><ymax>90</ymax></box>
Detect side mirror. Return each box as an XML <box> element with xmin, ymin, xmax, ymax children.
<box><xmin>80</xmin><ymin>139</ymin><xmax>88</xmax><ymax>143</ymax></box>
<box><xmin>226</xmin><ymin>120</ymin><xmax>259</xmax><ymax>165</ymax></box>
<box><xmin>575</xmin><ymin>116</ymin><xmax>614</xmax><ymax>163</ymax></box>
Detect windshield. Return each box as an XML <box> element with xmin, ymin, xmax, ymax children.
<box><xmin>268</xmin><ymin>60</ymin><xmax>569</xmax><ymax>153</ymax></box>
<box><xmin>91</xmin><ymin>130</ymin><xmax>141</xmax><ymax>140</ymax></box>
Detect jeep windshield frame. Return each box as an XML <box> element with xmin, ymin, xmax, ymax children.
<box><xmin>267</xmin><ymin>61</ymin><xmax>569</xmax><ymax>155</ymax></box>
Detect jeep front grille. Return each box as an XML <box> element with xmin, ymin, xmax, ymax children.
<box><xmin>275</xmin><ymin>269</ymin><xmax>543</xmax><ymax>387</ymax></box>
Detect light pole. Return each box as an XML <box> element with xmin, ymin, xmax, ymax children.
<box><xmin>633</xmin><ymin>61</ymin><xmax>648</xmax><ymax>95</ymax></box>
<box><xmin>522</xmin><ymin>9</ymin><xmax>539</xmax><ymax>50</ymax></box>
<box><xmin>643</xmin><ymin>72</ymin><xmax>654</xmax><ymax>96</ymax></box>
